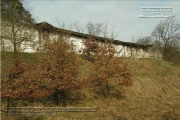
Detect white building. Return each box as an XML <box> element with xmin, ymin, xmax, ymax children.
<box><xmin>1</xmin><ymin>22</ymin><xmax>162</xmax><ymax>58</ymax></box>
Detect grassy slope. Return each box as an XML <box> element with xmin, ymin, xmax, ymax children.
<box><xmin>1</xmin><ymin>52</ymin><xmax>180</xmax><ymax>120</ymax></box>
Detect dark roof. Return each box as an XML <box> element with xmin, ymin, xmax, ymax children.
<box><xmin>35</xmin><ymin>22</ymin><xmax>152</xmax><ymax>48</ymax></box>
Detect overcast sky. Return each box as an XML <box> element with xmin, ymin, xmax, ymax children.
<box><xmin>24</xmin><ymin>0</ymin><xmax>180</xmax><ymax>42</ymax></box>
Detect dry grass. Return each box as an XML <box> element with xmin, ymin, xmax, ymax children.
<box><xmin>1</xmin><ymin>52</ymin><xmax>180</xmax><ymax>120</ymax></box>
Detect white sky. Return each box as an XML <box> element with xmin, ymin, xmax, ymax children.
<box><xmin>24</xmin><ymin>0</ymin><xmax>180</xmax><ymax>42</ymax></box>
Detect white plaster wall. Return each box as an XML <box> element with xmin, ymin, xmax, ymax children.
<box><xmin>49</xmin><ymin>33</ymin><xmax>59</xmax><ymax>41</ymax></box>
<box><xmin>1</xmin><ymin>38</ymin><xmax>14</xmax><ymax>51</ymax></box>
<box><xmin>1</xmin><ymin>27</ymin><xmax>161</xmax><ymax>58</ymax></box>
<box><xmin>69</xmin><ymin>36</ymin><xmax>85</xmax><ymax>54</ymax></box>
<box><xmin>1</xmin><ymin>27</ymin><xmax>39</xmax><ymax>53</ymax></box>
<box><xmin>36</xmin><ymin>32</ymin><xmax>85</xmax><ymax>54</ymax></box>
<box><xmin>20</xmin><ymin>30</ymin><xmax>39</xmax><ymax>53</ymax></box>
<box><xmin>115</xmin><ymin>45</ymin><xmax>130</xmax><ymax>57</ymax></box>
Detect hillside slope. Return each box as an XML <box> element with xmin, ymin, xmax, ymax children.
<box><xmin>1</xmin><ymin>52</ymin><xmax>180</xmax><ymax>120</ymax></box>
<box><xmin>119</xmin><ymin>58</ymin><xmax>180</xmax><ymax>119</ymax></box>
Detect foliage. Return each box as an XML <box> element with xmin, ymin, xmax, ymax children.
<box><xmin>163</xmin><ymin>45</ymin><xmax>180</xmax><ymax>64</ymax></box>
<box><xmin>38</xmin><ymin>36</ymin><xmax>81</xmax><ymax>106</ymax></box>
<box><xmin>1</xmin><ymin>36</ymin><xmax>81</xmax><ymax>107</ymax></box>
<box><xmin>1</xmin><ymin>62</ymin><xmax>36</xmax><ymax>107</ymax></box>
<box><xmin>1</xmin><ymin>35</ymin><xmax>132</xmax><ymax>108</ymax></box>
<box><xmin>91</xmin><ymin>39</ymin><xmax>132</xmax><ymax>97</ymax></box>
<box><xmin>82</xmin><ymin>36</ymin><xmax>99</xmax><ymax>62</ymax></box>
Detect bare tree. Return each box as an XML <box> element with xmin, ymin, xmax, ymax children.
<box><xmin>82</xmin><ymin>21</ymin><xmax>120</xmax><ymax>61</ymax></box>
<box><xmin>1</xmin><ymin>0</ymin><xmax>35</xmax><ymax>63</ymax></box>
<box><xmin>55</xmin><ymin>17</ymin><xmax>73</xmax><ymax>30</ymax></box>
<box><xmin>72</xmin><ymin>20</ymin><xmax>84</xmax><ymax>33</ymax></box>
<box><xmin>109</xmin><ymin>25</ymin><xmax>118</xmax><ymax>40</ymax></box>
<box><xmin>102</xmin><ymin>22</ymin><xmax>109</xmax><ymax>38</ymax></box>
<box><xmin>82</xmin><ymin>21</ymin><xmax>110</xmax><ymax>61</ymax></box>
<box><xmin>151</xmin><ymin>17</ymin><xmax>180</xmax><ymax>57</ymax></box>
<box><xmin>136</xmin><ymin>36</ymin><xmax>153</xmax><ymax>45</ymax></box>
<box><xmin>86</xmin><ymin>21</ymin><xmax>104</xmax><ymax>36</ymax></box>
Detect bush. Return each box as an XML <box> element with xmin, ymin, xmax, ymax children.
<box><xmin>163</xmin><ymin>46</ymin><xmax>180</xmax><ymax>64</ymax></box>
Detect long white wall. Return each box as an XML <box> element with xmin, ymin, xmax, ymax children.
<box><xmin>1</xmin><ymin>27</ymin><xmax>161</xmax><ymax>58</ymax></box>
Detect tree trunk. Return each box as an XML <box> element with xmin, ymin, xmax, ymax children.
<box><xmin>61</xmin><ymin>90</ymin><xmax>67</xmax><ymax>107</ymax></box>
<box><xmin>13</xmin><ymin>44</ymin><xmax>20</xmax><ymax>67</ymax></box>
<box><xmin>54</xmin><ymin>87</ymin><xmax>60</xmax><ymax>106</ymax></box>
<box><xmin>105</xmin><ymin>81</ymin><xmax>110</xmax><ymax>98</ymax></box>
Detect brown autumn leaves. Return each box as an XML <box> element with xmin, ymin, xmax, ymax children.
<box><xmin>1</xmin><ymin>34</ymin><xmax>132</xmax><ymax>107</ymax></box>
